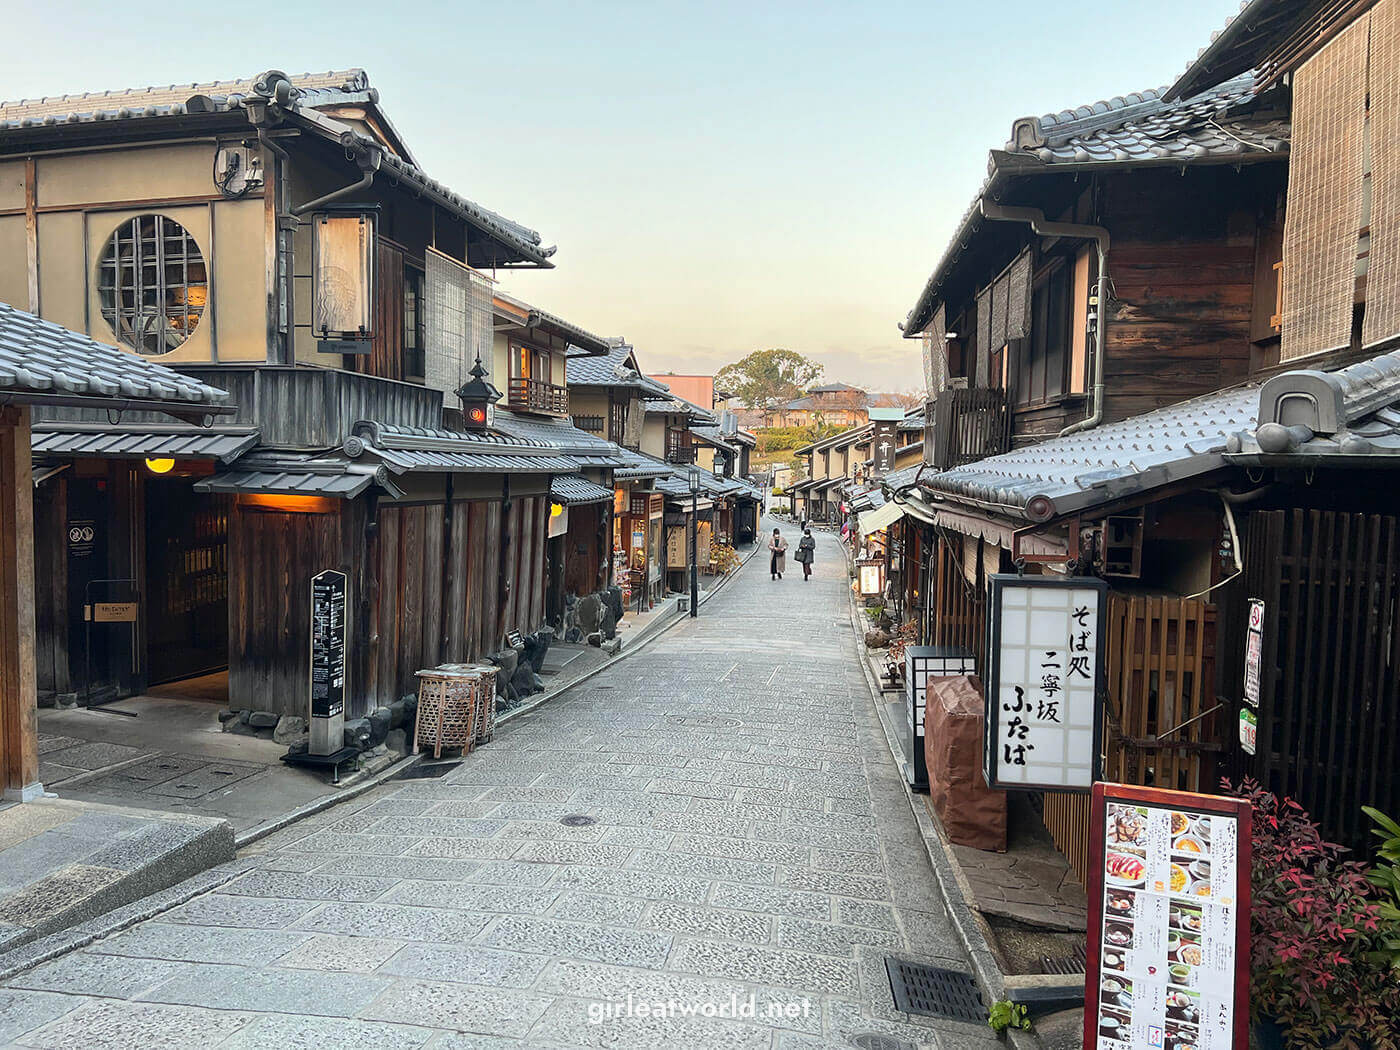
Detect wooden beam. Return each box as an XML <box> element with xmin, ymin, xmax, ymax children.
<box><xmin>1</xmin><ymin>407</ymin><xmax>40</xmax><ymax>798</ymax></box>
<box><xmin>24</xmin><ymin>158</ymin><xmax>39</xmax><ymax>315</ymax></box>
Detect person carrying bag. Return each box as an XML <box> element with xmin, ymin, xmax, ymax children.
<box><xmin>768</xmin><ymin>528</ymin><xmax>788</xmax><ymax>580</ymax></box>
<box><xmin>796</xmin><ymin>528</ymin><xmax>816</xmax><ymax>581</ymax></box>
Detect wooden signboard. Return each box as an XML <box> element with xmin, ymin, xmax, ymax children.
<box><xmin>1085</xmin><ymin>783</ymin><xmax>1251</xmax><ymax>1050</ymax></box>
<box><xmin>87</xmin><ymin>601</ymin><xmax>138</xmax><ymax>623</ymax></box>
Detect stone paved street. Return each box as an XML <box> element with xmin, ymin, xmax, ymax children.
<box><xmin>0</xmin><ymin>521</ymin><xmax>1000</xmax><ymax>1050</ymax></box>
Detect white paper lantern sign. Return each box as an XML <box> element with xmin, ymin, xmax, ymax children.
<box><xmin>984</xmin><ymin>574</ymin><xmax>1107</xmax><ymax>792</ymax></box>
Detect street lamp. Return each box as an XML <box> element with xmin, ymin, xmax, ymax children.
<box><xmin>688</xmin><ymin>467</ymin><xmax>701</xmax><ymax>618</ymax></box>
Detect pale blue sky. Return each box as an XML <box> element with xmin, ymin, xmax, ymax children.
<box><xmin>7</xmin><ymin>0</ymin><xmax>1238</xmax><ymax>391</ymax></box>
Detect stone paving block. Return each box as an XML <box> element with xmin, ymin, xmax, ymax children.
<box><xmin>293</xmin><ymin>902</ymin><xmax>491</xmax><ymax>944</ymax></box>
<box><xmin>673</xmin><ymin>833</ymin><xmax>809</xmax><ymax>867</ymax></box>
<box><xmin>160</xmin><ymin>892</ymin><xmax>317</xmax><ymax>930</ymax></box>
<box><xmin>88</xmin><ymin>921</ymin><xmax>312</xmax><ymax>965</ymax></box>
<box><xmin>549</xmin><ymin>892</ymin><xmax>646</xmax><ymax>925</ymax></box>
<box><xmin>250</xmin><ymin>852</ymin><xmax>329</xmax><ymax>872</ymax></box>
<box><xmin>646</xmin><ymin>778</ymin><xmax>736</xmax><ymax>800</ymax></box>
<box><xmin>0</xmin><ymin>989</ymin><xmax>80</xmax><ymax>1044</ymax></box>
<box><xmin>402</xmin><ymin>837</ymin><xmax>520</xmax><ymax>860</ymax></box>
<box><xmin>284</xmin><ymin>831</ymin><xmax>426</xmax><ymax>856</ymax></box>
<box><xmin>836</xmin><ymin>898</ymin><xmax>899</xmax><ymax>931</ymax></box>
<box><xmin>378</xmin><ymin>942</ymin><xmax>548</xmax><ymax>988</ymax></box>
<box><xmin>629</xmin><ymin>848</ymin><xmax>775</xmax><ymax>883</ymax></box>
<box><xmin>380</xmin><ymin>881</ymin><xmax>559</xmax><ymax>915</ymax></box>
<box><xmin>641</xmin><ymin>901</ymin><xmax>771</xmax><ymax>944</ymax></box>
<box><xmin>711</xmin><ymin>883</ymin><xmax>834</xmax><ymax>922</ymax></box>
<box><xmin>216</xmin><ymin>1014</ymin><xmax>434</xmax><ymax>1050</ymax></box>
<box><xmin>512</xmin><ymin>840</ymin><xmax>632</xmax><ymax>867</ymax></box>
<box><xmin>597</xmin><ymin>826</ymin><xmax>675</xmax><ymax>849</ymax></box>
<box><xmin>549</xmin><ymin>866</ymin><xmax>710</xmax><ymax>904</ymax></box>
<box><xmin>777</xmin><ymin>917</ymin><xmax>904</xmax><ymax>957</ymax></box>
<box><xmin>781</xmin><ymin>869</ymin><xmax>890</xmax><ymax>902</ymax></box>
<box><xmin>83</xmin><ymin>822</ymin><xmax>207</xmax><ymax>872</ymax></box>
<box><xmin>480</xmin><ymin>786</ymin><xmax>574</xmax><ymax>803</ymax></box>
<box><xmin>809</xmin><ymin>847</ymin><xmax>889</xmax><ymax>876</ymax></box>
<box><xmin>412</xmin><ymin>1033</ymin><xmax>526</xmax><ymax>1050</ymax></box>
<box><xmin>670</xmin><ymin>938</ymin><xmax>859</xmax><ymax>996</ymax></box>
<box><xmin>138</xmin><ymin>961</ymin><xmax>386</xmax><ymax>1016</ymax></box>
<box><xmin>13</xmin><ymin>998</ymin><xmax>251</xmax><ymax>1050</ymax></box>
<box><xmin>0</xmin><ymin>804</ymin><xmax>77</xmax><ymax>852</ymax></box>
<box><xmin>35</xmin><ymin>736</ymin><xmax>84</xmax><ymax>755</ymax></box>
<box><xmin>758</xmin><ymin>825</ymin><xmax>882</xmax><ymax>854</ymax></box>
<box><xmin>42</xmin><ymin>741</ymin><xmax>146</xmax><ymax>771</ymax></box>
<box><xmin>313</xmin><ymin>855</ymin><xmax>482</xmax><ymax>882</ymax></box>
<box><xmin>11</xmin><ymin>954</ymin><xmax>186</xmax><ymax>998</ymax></box>
<box><xmin>276</xmin><ymin>933</ymin><xmax>405</xmax><ymax>972</ymax></box>
<box><xmin>479</xmin><ymin>916</ymin><xmax>672</xmax><ymax>969</ymax></box>
<box><xmin>220</xmin><ymin>870</ymin><xmax>398</xmax><ymax>901</ymax></box>
<box><xmin>367</xmin><ymin>816</ymin><xmax>509</xmax><ymax>838</ymax></box>
<box><xmin>488</xmin><ymin>818</ymin><xmax>605</xmax><ymax>842</ymax></box>
<box><xmin>526</xmin><ymin>997</ymin><xmax>773</xmax><ymax>1050</ymax></box>
<box><xmin>465</xmin><ymin>862</ymin><xmax>564</xmax><ymax>887</ymax></box>
<box><xmin>360</xmin><ymin>980</ymin><xmax>550</xmax><ymax>1037</ymax></box>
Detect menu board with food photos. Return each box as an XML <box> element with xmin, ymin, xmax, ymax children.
<box><xmin>1085</xmin><ymin>784</ymin><xmax>1252</xmax><ymax>1050</ymax></box>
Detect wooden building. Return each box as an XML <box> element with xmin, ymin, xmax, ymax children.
<box><xmin>0</xmin><ymin>304</ymin><xmax>227</xmax><ymax>798</ymax></box>
<box><xmin>891</xmin><ymin>0</ymin><xmax>1400</xmax><ymax>871</ymax></box>
<box><xmin>0</xmin><ymin>68</ymin><xmax>610</xmax><ymax>724</ymax></box>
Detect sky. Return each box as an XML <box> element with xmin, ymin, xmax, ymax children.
<box><xmin>7</xmin><ymin>0</ymin><xmax>1241</xmax><ymax>393</ymax></box>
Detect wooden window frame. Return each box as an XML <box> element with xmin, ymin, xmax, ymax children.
<box><xmin>403</xmin><ymin>265</ymin><xmax>425</xmax><ymax>382</ymax></box>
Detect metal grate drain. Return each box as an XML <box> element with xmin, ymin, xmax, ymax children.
<box><xmin>559</xmin><ymin>814</ymin><xmax>597</xmax><ymax>827</ymax></box>
<box><xmin>1040</xmin><ymin>942</ymin><xmax>1088</xmax><ymax>975</ymax></box>
<box><xmin>885</xmin><ymin>958</ymin><xmax>985</xmax><ymax>1024</ymax></box>
<box><xmin>851</xmin><ymin>1034</ymin><xmax>919</xmax><ymax>1050</ymax></box>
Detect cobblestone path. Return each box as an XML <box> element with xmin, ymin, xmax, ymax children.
<box><xmin>0</xmin><ymin>520</ymin><xmax>1000</xmax><ymax>1050</ymax></box>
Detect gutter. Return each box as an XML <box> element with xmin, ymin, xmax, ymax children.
<box><xmin>979</xmin><ymin>200</ymin><xmax>1110</xmax><ymax>437</ymax></box>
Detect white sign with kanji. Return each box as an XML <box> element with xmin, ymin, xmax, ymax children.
<box><xmin>985</xmin><ymin>575</ymin><xmax>1107</xmax><ymax>791</ymax></box>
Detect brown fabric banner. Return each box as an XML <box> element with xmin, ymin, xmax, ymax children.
<box><xmin>1281</xmin><ymin>12</ymin><xmax>1370</xmax><ymax>360</ymax></box>
<box><xmin>1365</xmin><ymin>0</ymin><xmax>1400</xmax><ymax>347</ymax></box>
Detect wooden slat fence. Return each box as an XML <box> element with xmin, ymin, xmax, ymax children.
<box><xmin>1042</xmin><ymin>594</ymin><xmax>1219</xmax><ymax>885</ymax></box>
<box><xmin>1243</xmin><ymin>508</ymin><xmax>1400</xmax><ymax>852</ymax></box>
<box><xmin>931</xmin><ymin>387</ymin><xmax>1013</xmax><ymax>471</ymax></box>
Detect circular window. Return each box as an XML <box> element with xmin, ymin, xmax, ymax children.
<box><xmin>98</xmin><ymin>215</ymin><xmax>208</xmax><ymax>355</ymax></box>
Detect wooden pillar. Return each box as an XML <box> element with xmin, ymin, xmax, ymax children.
<box><xmin>1</xmin><ymin>406</ymin><xmax>39</xmax><ymax>799</ymax></box>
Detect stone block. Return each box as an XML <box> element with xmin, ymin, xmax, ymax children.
<box><xmin>343</xmin><ymin>718</ymin><xmax>372</xmax><ymax>752</ymax></box>
<box><xmin>576</xmin><ymin>594</ymin><xmax>602</xmax><ymax>632</ymax></box>
<box><xmin>272</xmin><ymin>716</ymin><xmax>305</xmax><ymax>745</ymax></box>
<box><xmin>368</xmin><ymin>707</ymin><xmax>392</xmax><ymax>747</ymax></box>
<box><xmin>246</xmin><ymin>711</ymin><xmax>278</xmax><ymax>730</ymax></box>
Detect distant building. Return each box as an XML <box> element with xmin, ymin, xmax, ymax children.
<box><xmin>645</xmin><ymin>373</ymin><xmax>714</xmax><ymax>409</ymax></box>
<box><xmin>764</xmin><ymin>383</ymin><xmax>869</xmax><ymax>428</ymax></box>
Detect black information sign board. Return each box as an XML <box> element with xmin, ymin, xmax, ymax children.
<box><xmin>310</xmin><ymin>569</ymin><xmax>347</xmax><ymax>720</ymax></box>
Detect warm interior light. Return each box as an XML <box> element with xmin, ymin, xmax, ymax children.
<box><xmin>144</xmin><ymin>457</ymin><xmax>176</xmax><ymax>475</ymax></box>
<box><xmin>468</xmin><ymin>406</ymin><xmax>487</xmax><ymax>424</ymax></box>
<box><xmin>550</xmin><ymin>502</ymin><xmax>565</xmax><ymax>518</ymax></box>
<box><xmin>239</xmin><ymin>493</ymin><xmax>337</xmax><ymax>514</ymax></box>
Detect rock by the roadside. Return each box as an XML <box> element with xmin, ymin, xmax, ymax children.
<box><xmin>604</xmin><ymin>585</ymin><xmax>623</xmax><ymax>622</ymax></box>
<box><xmin>864</xmin><ymin>629</ymin><xmax>891</xmax><ymax>649</ymax></box>
<box><xmin>247</xmin><ymin>711</ymin><xmax>278</xmax><ymax>730</ymax></box>
<box><xmin>577</xmin><ymin>594</ymin><xmax>603</xmax><ymax>633</ymax></box>
<box><xmin>600</xmin><ymin>603</ymin><xmax>617</xmax><ymax>640</ymax></box>
<box><xmin>386</xmin><ymin>728</ymin><xmax>408</xmax><ymax>755</ymax></box>
<box><xmin>492</xmin><ymin>648</ymin><xmax>519</xmax><ymax>677</ymax></box>
<box><xmin>602</xmin><ymin>638</ymin><xmax>622</xmax><ymax>656</ymax></box>
<box><xmin>217</xmin><ymin>709</ymin><xmax>240</xmax><ymax>724</ymax></box>
<box><xmin>272</xmin><ymin>716</ymin><xmax>306</xmax><ymax>745</ymax></box>
<box><xmin>343</xmin><ymin>717</ymin><xmax>372</xmax><ymax>751</ymax></box>
<box><xmin>587</xmin><ymin>631</ymin><xmax>602</xmax><ymax>647</ymax></box>
<box><xmin>368</xmin><ymin>706</ymin><xmax>392</xmax><ymax>746</ymax></box>
<box><xmin>511</xmin><ymin>661</ymin><xmax>538</xmax><ymax>697</ymax></box>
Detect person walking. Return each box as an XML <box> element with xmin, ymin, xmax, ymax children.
<box><xmin>768</xmin><ymin>528</ymin><xmax>788</xmax><ymax>580</ymax></box>
<box><xmin>796</xmin><ymin>527</ymin><xmax>816</xmax><ymax>581</ymax></box>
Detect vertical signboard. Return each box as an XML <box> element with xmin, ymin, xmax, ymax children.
<box><xmin>309</xmin><ymin>569</ymin><xmax>348</xmax><ymax>756</ymax></box>
<box><xmin>1239</xmin><ymin>599</ymin><xmax>1264</xmax><ymax>756</ymax></box>
<box><xmin>984</xmin><ymin>575</ymin><xmax>1107</xmax><ymax>791</ymax></box>
<box><xmin>1085</xmin><ymin>783</ymin><xmax>1252</xmax><ymax>1050</ymax></box>
<box><xmin>872</xmin><ymin>420</ymin><xmax>898</xmax><ymax>477</ymax></box>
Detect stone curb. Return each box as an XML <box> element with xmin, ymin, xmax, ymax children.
<box><xmin>845</xmin><ymin>584</ymin><xmax>1042</xmax><ymax>1050</ymax></box>
<box><xmin>0</xmin><ymin>855</ymin><xmax>258</xmax><ymax>982</ymax></box>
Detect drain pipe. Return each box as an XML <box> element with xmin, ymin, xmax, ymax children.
<box><xmin>979</xmin><ymin>200</ymin><xmax>1110</xmax><ymax>437</ymax></box>
<box><xmin>292</xmin><ymin>131</ymin><xmax>381</xmax><ymax>216</ymax></box>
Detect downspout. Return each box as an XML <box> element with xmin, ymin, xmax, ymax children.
<box><xmin>979</xmin><ymin>200</ymin><xmax>1110</xmax><ymax>437</ymax></box>
<box><xmin>257</xmin><ymin>128</ymin><xmax>295</xmax><ymax>365</ymax></box>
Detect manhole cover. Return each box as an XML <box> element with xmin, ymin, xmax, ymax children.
<box><xmin>885</xmin><ymin>958</ymin><xmax>984</xmax><ymax>1024</ymax></box>
<box><xmin>668</xmin><ymin>715</ymin><xmax>741</xmax><ymax>729</ymax></box>
<box><xmin>393</xmin><ymin>761</ymin><xmax>460</xmax><ymax>780</ymax></box>
<box><xmin>560</xmin><ymin>814</ymin><xmax>597</xmax><ymax>827</ymax></box>
<box><xmin>851</xmin><ymin>1035</ymin><xmax>918</xmax><ymax>1050</ymax></box>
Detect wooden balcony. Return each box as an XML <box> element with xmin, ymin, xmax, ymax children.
<box><xmin>930</xmin><ymin>387</ymin><xmax>1013</xmax><ymax>471</ymax></box>
<box><xmin>666</xmin><ymin>429</ymin><xmax>696</xmax><ymax>465</ymax></box>
<box><xmin>507</xmin><ymin>377</ymin><xmax>569</xmax><ymax>416</ymax></box>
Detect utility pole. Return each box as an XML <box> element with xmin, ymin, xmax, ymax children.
<box><xmin>688</xmin><ymin>467</ymin><xmax>700</xmax><ymax>618</ymax></box>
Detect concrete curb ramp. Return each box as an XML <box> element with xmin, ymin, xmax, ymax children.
<box><xmin>0</xmin><ymin>798</ymin><xmax>233</xmax><ymax>957</ymax></box>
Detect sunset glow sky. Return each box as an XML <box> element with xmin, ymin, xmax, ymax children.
<box><xmin>8</xmin><ymin>0</ymin><xmax>1242</xmax><ymax>391</ymax></box>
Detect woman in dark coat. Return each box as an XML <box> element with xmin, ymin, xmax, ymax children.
<box><xmin>768</xmin><ymin>528</ymin><xmax>788</xmax><ymax>580</ymax></box>
<box><xmin>796</xmin><ymin>528</ymin><xmax>816</xmax><ymax>581</ymax></box>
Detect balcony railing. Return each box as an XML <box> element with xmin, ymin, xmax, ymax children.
<box><xmin>666</xmin><ymin>429</ymin><xmax>696</xmax><ymax>465</ymax></box>
<box><xmin>930</xmin><ymin>387</ymin><xmax>1013</xmax><ymax>471</ymax></box>
<box><xmin>507</xmin><ymin>377</ymin><xmax>569</xmax><ymax>416</ymax></box>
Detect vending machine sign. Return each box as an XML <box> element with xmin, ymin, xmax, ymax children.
<box><xmin>1085</xmin><ymin>784</ymin><xmax>1252</xmax><ymax>1050</ymax></box>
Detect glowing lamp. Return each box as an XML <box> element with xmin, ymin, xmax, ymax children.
<box><xmin>145</xmin><ymin>457</ymin><xmax>176</xmax><ymax>475</ymax></box>
<box><xmin>550</xmin><ymin>502</ymin><xmax>565</xmax><ymax>518</ymax></box>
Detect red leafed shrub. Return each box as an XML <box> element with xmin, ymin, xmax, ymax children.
<box><xmin>1226</xmin><ymin>778</ymin><xmax>1400</xmax><ymax>1050</ymax></box>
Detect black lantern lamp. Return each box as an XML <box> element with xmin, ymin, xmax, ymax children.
<box><xmin>456</xmin><ymin>356</ymin><xmax>501</xmax><ymax>430</ymax></box>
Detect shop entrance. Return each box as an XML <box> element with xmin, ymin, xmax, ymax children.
<box><xmin>143</xmin><ymin>480</ymin><xmax>229</xmax><ymax>690</ymax></box>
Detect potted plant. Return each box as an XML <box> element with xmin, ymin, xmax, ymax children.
<box><xmin>1228</xmin><ymin>779</ymin><xmax>1400</xmax><ymax>1050</ymax></box>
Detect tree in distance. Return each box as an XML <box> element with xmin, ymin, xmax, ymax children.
<box><xmin>716</xmin><ymin>349</ymin><xmax>824</xmax><ymax>408</ymax></box>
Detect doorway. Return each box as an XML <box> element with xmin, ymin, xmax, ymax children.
<box><xmin>144</xmin><ymin>481</ymin><xmax>229</xmax><ymax>688</ymax></box>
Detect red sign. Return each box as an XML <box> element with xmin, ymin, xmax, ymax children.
<box><xmin>1084</xmin><ymin>783</ymin><xmax>1251</xmax><ymax>1050</ymax></box>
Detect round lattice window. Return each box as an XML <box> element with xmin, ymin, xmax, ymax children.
<box><xmin>98</xmin><ymin>215</ymin><xmax>208</xmax><ymax>355</ymax></box>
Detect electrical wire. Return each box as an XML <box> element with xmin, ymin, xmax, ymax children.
<box><xmin>1181</xmin><ymin>495</ymin><xmax>1243</xmax><ymax>601</ymax></box>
